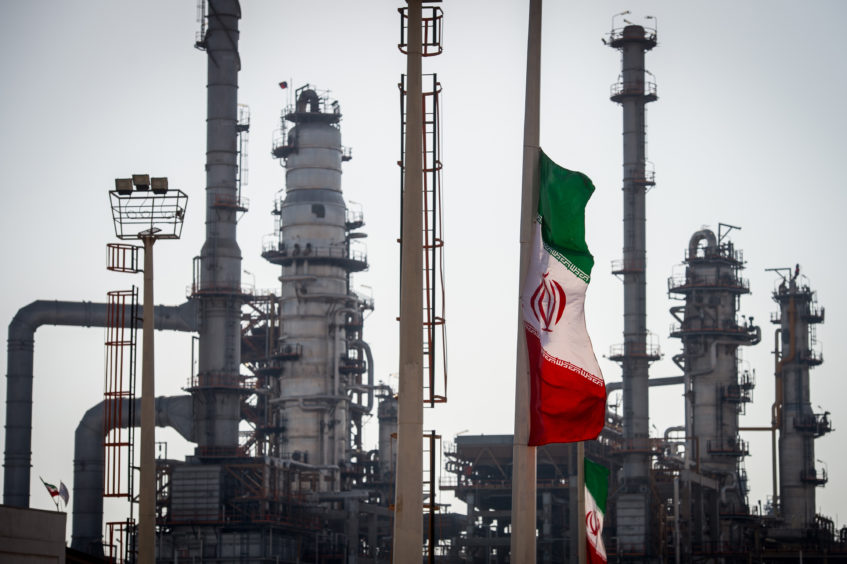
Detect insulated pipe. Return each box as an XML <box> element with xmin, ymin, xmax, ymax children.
<box><xmin>71</xmin><ymin>395</ymin><xmax>194</xmax><ymax>556</ymax></box>
<box><xmin>3</xmin><ymin>299</ymin><xmax>197</xmax><ymax>507</ymax></box>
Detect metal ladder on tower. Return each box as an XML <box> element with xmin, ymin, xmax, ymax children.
<box><xmin>104</xmin><ymin>242</ymin><xmax>141</xmax><ymax>563</ymax></box>
<box><xmin>399</xmin><ymin>70</ymin><xmax>447</xmax><ymax>408</ymax></box>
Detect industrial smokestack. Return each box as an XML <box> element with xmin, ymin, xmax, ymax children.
<box><xmin>607</xmin><ymin>21</ymin><xmax>658</xmax><ymax>556</ymax></box>
<box><xmin>191</xmin><ymin>0</ymin><xmax>244</xmax><ymax>456</ymax></box>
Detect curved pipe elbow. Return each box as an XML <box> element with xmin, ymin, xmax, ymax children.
<box><xmin>688</xmin><ymin>229</ymin><xmax>717</xmax><ymax>258</ymax></box>
<box><xmin>296</xmin><ymin>89</ymin><xmax>320</xmax><ymax>113</ymax></box>
<box><xmin>351</xmin><ymin>339</ymin><xmax>374</xmax><ymax>412</ymax></box>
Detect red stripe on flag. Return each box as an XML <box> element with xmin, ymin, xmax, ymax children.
<box><xmin>525</xmin><ymin>327</ymin><xmax>605</xmax><ymax>445</ymax></box>
<box><xmin>587</xmin><ymin>541</ymin><xmax>607</xmax><ymax>564</ymax></box>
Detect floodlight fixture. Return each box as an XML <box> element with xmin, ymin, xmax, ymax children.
<box><xmin>132</xmin><ymin>174</ymin><xmax>151</xmax><ymax>190</ymax></box>
<box><xmin>151</xmin><ymin>177</ymin><xmax>169</xmax><ymax>194</ymax></box>
<box><xmin>110</xmin><ymin>175</ymin><xmax>187</xmax><ymax>240</ymax></box>
<box><xmin>115</xmin><ymin>178</ymin><xmax>134</xmax><ymax>195</ymax></box>
<box><xmin>611</xmin><ymin>10</ymin><xmax>631</xmax><ymax>30</ymax></box>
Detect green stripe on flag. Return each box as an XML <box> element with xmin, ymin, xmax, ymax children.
<box><xmin>538</xmin><ymin>150</ymin><xmax>596</xmax><ymax>282</ymax></box>
<box><xmin>585</xmin><ymin>457</ymin><xmax>609</xmax><ymax>511</ymax></box>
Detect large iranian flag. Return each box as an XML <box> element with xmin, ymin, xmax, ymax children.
<box><xmin>521</xmin><ymin>150</ymin><xmax>605</xmax><ymax>446</ymax></box>
<box><xmin>585</xmin><ymin>457</ymin><xmax>610</xmax><ymax>563</ymax></box>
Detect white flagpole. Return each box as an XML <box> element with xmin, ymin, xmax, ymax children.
<box><xmin>393</xmin><ymin>0</ymin><xmax>424</xmax><ymax>560</ymax></box>
<box><xmin>578</xmin><ymin>441</ymin><xmax>587</xmax><ymax>563</ymax></box>
<box><xmin>511</xmin><ymin>0</ymin><xmax>542</xmax><ymax>561</ymax></box>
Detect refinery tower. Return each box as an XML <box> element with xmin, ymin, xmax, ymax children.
<box><xmin>5</xmin><ymin>2</ymin><xmax>399</xmax><ymax>561</ymax></box>
<box><xmin>2</xmin><ymin>4</ymin><xmax>843</xmax><ymax>563</ymax></box>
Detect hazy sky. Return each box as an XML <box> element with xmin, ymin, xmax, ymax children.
<box><xmin>1</xmin><ymin>0</ymin><xmax>845</xmax><ymax>541</ymax></box>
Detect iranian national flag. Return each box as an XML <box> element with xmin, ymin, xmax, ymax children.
<box><xmin>585</xmin><ymin>457</ymin><xmax>610</xmax><ymax>563</ymax></box>
<box><xmin>40</xmin><ymin>477</ymin><xmax>59</xmax><ymax>498</ymax></box>
<box><xmin>521</xmin><ymin>150</ymin><xmax>606</xmax><ymax>445</ymax></box>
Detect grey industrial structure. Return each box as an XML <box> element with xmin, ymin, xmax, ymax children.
<box><xmin>434</xmin><ymin>22</ymin><xmax>843</xmax><ymax>563</ymax></box>
<box><xmin>1</xmin><ymin>5</ymin><xmax>844</xmax><ymax>563</ymax></box>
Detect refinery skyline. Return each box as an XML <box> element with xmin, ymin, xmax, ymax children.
<box><xmin>1</xmin><ymin>0</ymin><xmax>845</xmax><ymax>542</ymax></box>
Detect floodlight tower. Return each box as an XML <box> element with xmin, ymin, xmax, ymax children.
<box><xmin>109</xmin><ymin>175</ymin><xmax>187</xmax><ymax>563</ymax></box>
<box><xmin>607</xmin><ymin>17</ymin><xmax>659</xmax><ymax>557</ymax></box>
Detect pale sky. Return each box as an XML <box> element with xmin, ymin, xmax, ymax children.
<box><xmin>1</xmin><ymin>0</ymin><xmax>845</xmax><ymax>541</ymax></box>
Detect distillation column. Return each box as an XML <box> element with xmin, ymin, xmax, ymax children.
<box><xmin>607</xmin><ymin>23</ymin><xmax>658</xmax><ymax>556</ymax></box>
<box><xmin>191</xmin><ymin>0</ymin><xmax>244</xmax><ymax>456</ymax></box>
<box><xmin>772</xmin><ymin>271</ymin><xmax>830</xmax><ymax>531</ymax></box>
<box><xmin>668</xmin><ymin>228</ymin><xmax>760</xmax><ymax>552</ymax></box>
<box><xmin>264</xmin><ymin>87</ymin><xmax>370</xmax><ymax>489</ymax></box>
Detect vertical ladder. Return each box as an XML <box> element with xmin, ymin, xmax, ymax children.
<box><xmin>236</xmin><ymin>104</ymin><xmax>251</xmax><ymax>219</ymax></box>
<box><xmin>422</xmin><ymin>431</ymin><xmax>441</xmax><ymax>562</ymax></box>
<box><xmin>105</xmin><ymin>243</ymin><xmax>141</xmax><ymax>564</ymax></box>
<box><xmin>399</xmin><ymin>72</ymin><xmax>448</xmax><ymax>407</ymax></box>
<box><xmin>103</xmin><ymin>288</ymin><xmax>138</xmax><ymax>497</ymax></box>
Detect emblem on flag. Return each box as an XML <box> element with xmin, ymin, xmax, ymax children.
<box><xmin>529</xmin><ymin>272</ymin><xmax>566</xmax><ymax>332</ymax></box>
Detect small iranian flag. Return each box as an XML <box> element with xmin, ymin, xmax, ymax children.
<box><xmin>521</xmin><ymin>150</ymin><xmax>606</xmax><ymax>445</ymax></box>
<box><xmin>585</xmin><ymin>457</ymin><xmax>610</xmax><ymax>564</ymax></box>
<box><xmin>40</xmin><ymin>477</ymin><xmax>59</xmax><ymax>498</ymax></box>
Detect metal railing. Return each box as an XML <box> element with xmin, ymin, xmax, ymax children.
<box><xmin>706</xmin><ymin>437</ymin><xmax>749</xmax><ymax>457</ymax></box>
<box><xmin>261</xmin><ymin>239</ymin><xmax>368</xmax><ymax>264</ymax></box>
<box><xmin>667</xmin><ymin>272</ymin><xmax>749</xmax><ymax>292</ymax></box>
<box><xmin>608</xmin><ymin>339</ymin><xmax>661</xmax><ymax>361</ymax></box>
<box><xmin>610</xmin><ymin>80</ymin><xmax>658</xmax><ymax>99</ymax></box>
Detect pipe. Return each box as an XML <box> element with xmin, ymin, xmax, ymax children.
<box><xmin>351</xmin><ymin>339</ymin><xmax>375</xmax><ymax>412</ymax></box>
<box><xmin>71</xmin><ymin>395</ymin><xmax>194</xmax><ymax>556</ymax></box>
<box><xmin>3</xmin><ymin>299</ymin><xmax>197</xmax><ymax>508</ymax></box>
<box><xmin>719</xmin><ymin>471</ymin><xmax>737</xmax><ymax>504</ymax></box>
<box><xmin>687</xmin><ymin>229</ymin><xmax>717</xmax><ymax>258</ymax></box>
<box><xmin>606</xmin><ymin>375</ymin><xmax>683</xmax><ymax>393</ymax></box>
<box><xmin>296</xmin><ymin>89</ymin><xmax>320</xmax><ymax>113</ymax></box>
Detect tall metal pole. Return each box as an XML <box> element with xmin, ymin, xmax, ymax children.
<box><xmin>510</xmin><ymin>0</ymin><xmax>541</xmax><ymax>561</ymax></box>
<box><xmin>577</xmin><ymin>441</ymin><xmax>586</xmax><ymax>563</ymax></box>
<box><xmin>138</xmin><ymin>235</ymin><xmax>155</xmax><ymax>564</ymax></box>
<box><xmin>393</xmin><ymin>0</ymin><xmax>424</xmax><ymax>560</ymax></box>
